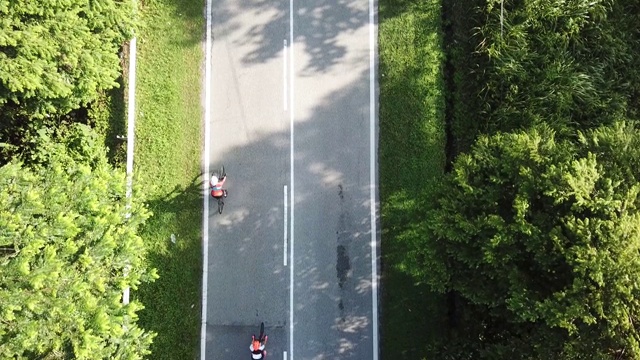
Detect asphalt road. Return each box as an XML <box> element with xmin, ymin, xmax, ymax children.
<box><xmin>203</xmin><ymin>0</ymin><xmax>378</xmax><ymax>358</ymax></box>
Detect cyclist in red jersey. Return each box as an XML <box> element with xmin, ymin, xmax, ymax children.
<box><xmin>250</xmin><ymin>335</ymin><xmax>267</xmax><ymax>359</ymax></box>
<box><xmin>210</xmin><ymin>174</ymin><xmax>227</xmax><ymax>198</ymax></box>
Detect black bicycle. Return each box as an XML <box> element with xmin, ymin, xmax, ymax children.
<box><xmin>250</xmin><ymin>322</ymin><xmax>267</xmax><ymax>359</ymax></box>
<box><xmin>210</xmin><ymin>165</ymin><xmax>227</xmax><ymax>214</ymax></box>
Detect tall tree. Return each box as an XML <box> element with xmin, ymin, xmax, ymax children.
<box><xmin>0</xmin><ymin>124</ymin><xmax>156</xmax><ymax>359</ymax></box>
<box><xmin>410</xmin><ymin>122</ymin><xmax>640</xmax><ymax>359</ymax></box>
<box><xmin>0</xmin><ymin>0</ymin><xmax>135</xmax><ymax>118</ymax></box>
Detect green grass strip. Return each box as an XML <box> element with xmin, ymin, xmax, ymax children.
<box><xmin>379</xmin><ymin>0</ymin><xmax>447</xmax><ymax>357</ymax></box>
<box><xmin>133</xmin><ymin>0</ymin><xmax>204</xmax><ymax>358</ymax></box>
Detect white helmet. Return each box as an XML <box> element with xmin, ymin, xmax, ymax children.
<box><xmin>211</xmin><ymin>175</ymin><xmax>219</xmax><ymax>185</ymax></box>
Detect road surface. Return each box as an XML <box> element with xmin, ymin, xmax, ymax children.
<box><xmin>201</xmin><ymin>0</ymin><xmax>378</xmax><ymax>358</ymax></box>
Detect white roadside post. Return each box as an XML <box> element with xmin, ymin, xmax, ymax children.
<box><xmin>124</xmin><ymin>0</ymin><xmax>138</xmax><ymax>307</ymax></box>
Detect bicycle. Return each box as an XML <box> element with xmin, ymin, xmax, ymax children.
<box><xmin>210</xmin><ymin>165</ymin><xmax>227</xmax><ymax>214</ymax></box>
<box><xmin>250</xmin><ymin>322</ymin><xmax>268</xmax><ymax>359</ymax></box>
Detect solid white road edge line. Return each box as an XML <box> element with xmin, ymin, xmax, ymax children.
<box><xmin>284</xmin><ymin>185</ymin><xmax>288</xmax><ymax>266</ymax></box>
<box><xmin>369</xmin><ymin>0</ymin><xmax>379</xmax><ymax>357</ymax></box>
<box><xmin>284</xmin><ymin>40</ymin><xmax>288</xmax><ymax>111</ymax></box>
<box><xmin>288</xmin><ymin>0</ymin><xmax>295</xmax><ymax>356</ymax></box>
<box><xmin>200</xmin><ymin>0</ymin><xmax>213</xmax><ymax>357</ymax></box>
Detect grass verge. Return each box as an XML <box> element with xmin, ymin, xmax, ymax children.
<box><xmin>131</xmin><ymin>0</ymin><xmax>204</xmax><ymax>358</ymax></box>
<box><xmin>378</xmin><ymin>0</ymin><xmax>447</xmax><ymax>358</ymax></box>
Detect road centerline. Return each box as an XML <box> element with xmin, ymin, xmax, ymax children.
<box><xmin>284</xmin><ymin>40</ymin><xmax>288</xmax><ymax>111</ymax></box>
<box><xmin>288</xmin><ymin>0</ymin><xmax>295</xmax><ymax>356</ymax></box>
<box><xmin>284</xmin><ymin>185</ymin><xmax>288</xmax><ymax>266</ymax></box>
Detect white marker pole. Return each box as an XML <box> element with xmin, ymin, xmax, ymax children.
<box><xmin>288</xmin><ymin>0</ymin><xmax>295</xmax><ymax>356</ymax></box>
<box><xmin>123</xmin><ymin>7</ymin><xmax>137</xmax><ymax>306</ymax></box>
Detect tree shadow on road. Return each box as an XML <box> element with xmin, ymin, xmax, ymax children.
<box><xmin>203</xmin><ymin>67</ymin><xmax>380</xmax><ymax>359</ymax></box>
<box><xmin>210</xmin><ymin>0</ymin><xmax>369</xmax><ymax>73</ymax></box>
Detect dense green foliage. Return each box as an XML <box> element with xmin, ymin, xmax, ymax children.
<box><xmin>383</xmin><ymin>0</ymin><xmax>640</xmax><ymax>358</ymax></box>
<box><xmin>0</xmin><ymin>0</ymin><xmax>135</xmax><ymax>118</ymax></box>
<box><xmin>0</xmin><ymin>0</ymin><xmax>203</xmax><ymax>358</ymax></box>
<box><xmin>478</xmin><ymin>0</ymin><xmax>640</xmax><ymax>133</ymax></box>
<box><xmin>408</xmin><ymin>122</ymin><xmax>640</xmax><ymax>359</ymax></box>
<box><xmin>0</xmin><ymin>0</ymin><xmax>135</xmax><ymax>164</ymax></box>
<box><xmin>0</xmin><ymin>125</ymin><xmax>156</xmax><ymax>359</ymax></box>
<box><xmin>0</xmin><ymin>1</ymin><xmax>205</xmax><ymax>358</ymax></box>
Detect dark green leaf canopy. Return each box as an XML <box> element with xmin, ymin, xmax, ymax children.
<box><xmin>0</xmin><ymin>124</ymin><xmax>156</xmax><ymax>359</ymax></box>
<box><xmin>0</xmin><ymin>0</ymin><xmax>135</xmax><ymax>117</ymax></box>
<box><xmin>413</xmin><ymin>122</ymin><xmax>640</xmax><ymax>359</ymax></box>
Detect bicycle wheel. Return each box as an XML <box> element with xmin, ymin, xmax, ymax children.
<box><xmin>218</xmin><ymin>198</ymin><xmax>224</xmax><ymax>214</ymax></box>
<box><xmin>213</xmin><ymin>165</ymin><xmax>225</xmax><ymax>179</ymax></box>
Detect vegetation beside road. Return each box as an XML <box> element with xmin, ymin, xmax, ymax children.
<box><xmin>378</xmin><ymin>0</ymin><xmax>446</xmax><ymax>357</ymax></box>
<box><xmin>132</xmin><ymin>0</ymin><xmax>205</xmax><ymax>358</ymax></box>
<box><xmin>380</xmin><ymin>0</ymin><xmax>640</xmax><ymax>358</ymax></box>
<box><xmin>0</xmin><ymin>1</ymin><xmax>157</xmax><ymax>358</ymax></box>
<box><xmin>1</xmin><ymin>0</ymin><xmax>209</xmax><ymax>358</ymax></box>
